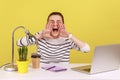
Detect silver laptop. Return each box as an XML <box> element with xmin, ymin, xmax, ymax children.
<box><xmin>71</xmin><ymin>44</ymin><xmax>120</xmax><ymax>75</ymax></box>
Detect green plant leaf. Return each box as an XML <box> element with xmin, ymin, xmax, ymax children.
<box><xmin>18</xmin><ymin>46</ymin><xmax>28</xmax><ymax>61</ymax></box>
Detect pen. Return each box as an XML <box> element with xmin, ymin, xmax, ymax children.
<box><xmin>46</xmin><ymin>66</ymin><xmax>56</xmax><ymax>70</ymax></box>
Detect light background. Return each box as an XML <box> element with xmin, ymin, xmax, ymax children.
<box><xmin>0</xmin><ymin>0</ymin><xmax>120</xmax><ymax>66</ymax></box>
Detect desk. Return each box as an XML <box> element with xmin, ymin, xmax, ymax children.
<box><xmin>0</xmin><ymin>63</ymin><xmax>120</xmax><ymax>80</ymax></box>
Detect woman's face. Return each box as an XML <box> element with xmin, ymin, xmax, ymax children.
<box><xmin>48</xmin><ymin>15</ymin><xmax>63</xmax><ymax>38</ymax></box>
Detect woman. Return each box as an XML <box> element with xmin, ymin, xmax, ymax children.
<box><xmin>17</xmin><ymin>12</ymin><xmax>90</xmax><ymax>63</ymax></box>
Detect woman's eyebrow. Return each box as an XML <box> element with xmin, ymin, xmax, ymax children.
<box><xmin>49</xmin><ymin>20</ymin><xmax>54</xmax><ymax>22</ymax></box>
<box><xmin>57</xmin><ymin>20</ymin><xmax>62</xmax><ymax>22</ymax></box>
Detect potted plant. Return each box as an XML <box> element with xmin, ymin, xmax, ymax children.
<box><xmin>17</xmin><ymin>46</ymin><xmax>29</xmax><ymax>73</ymax></box>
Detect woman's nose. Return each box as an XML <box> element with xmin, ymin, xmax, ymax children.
<box><xmin>54</xmin><ymin>22</ymin><xmax>58</xmax><ymax>26</ymax></box>
<box><xmin>54</xmin><ymin>22</ymin><xmax>57</xmax><ymax>26</ymax></box>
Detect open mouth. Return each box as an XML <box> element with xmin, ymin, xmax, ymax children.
<box><xmin>52</xmin><ymin>27</ymin><xmax>59</xmax><ymax>33</ymax></box>
<box><xmin>51</xmin><ymin>26</ymin><xmax>60</xmax><ymax>38</ymax></box>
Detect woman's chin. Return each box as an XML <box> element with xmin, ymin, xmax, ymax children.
<box><xmin>51</xmin><ymin>34</ymin><xmax>60</xmax><ymax>38</ymax></box>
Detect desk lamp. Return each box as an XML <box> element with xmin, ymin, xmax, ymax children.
<box><xmin>4</xmin><ymin>26</ymin><xmax>35</xmax><ymax>71</ymax></box>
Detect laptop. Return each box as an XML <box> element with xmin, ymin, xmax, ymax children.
<box><xmin>71</xmin><ymin>44</ymin><xmax>120</xmax><ymax>75</ymax></box>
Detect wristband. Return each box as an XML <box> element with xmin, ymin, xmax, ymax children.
<box><xmin>68</xmin><ymin>34</ymin><xmax>72</xmax><ymax>39</ymax></box>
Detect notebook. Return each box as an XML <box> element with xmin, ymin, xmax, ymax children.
<box><xmin>42</xmin><ymin>65</ymin><xmax>67</xmax><ymax>72</ymax></box>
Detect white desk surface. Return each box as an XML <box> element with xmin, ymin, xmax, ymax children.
<box><xmin>0</xmin><ymin>62</ymin><xmax>120</xmax><ymax>80</ymax></box>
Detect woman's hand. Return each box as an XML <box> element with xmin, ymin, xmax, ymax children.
<box><xmin>42</xmin><ymin>23</ymin><xmax>53</xmax><ymax>39</ymax></box>
<box><xmin>35</xmin><ymin>23</ymin><xmax>53</xmax><ymax>40</ymax></box>
<box><xmin>58</xmin><ymin>23</ymin><xmax>69</xmax><ymax>38</ymax></box>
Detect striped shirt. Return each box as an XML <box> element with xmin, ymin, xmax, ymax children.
<box><xmin>17</xmin><ymin>33</ymin><xmax>90</xmax><ymax>63</ymax></box>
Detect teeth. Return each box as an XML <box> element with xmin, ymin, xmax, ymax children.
<box><xmin>53</xmin><ymin>26</ymin><xmax>58</xmax><ymax>29</ymax></box>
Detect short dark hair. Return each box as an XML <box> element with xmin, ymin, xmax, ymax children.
<box><xmin>47</xmin><ymin>12</ymin><xmax>64</xmax><ymax>24</ymax></box>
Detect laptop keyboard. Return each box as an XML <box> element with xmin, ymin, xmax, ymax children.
<box><xmin>83</xmin><ymin>68</ymin><xmax>91</xmax><ymax>72</ymax></box>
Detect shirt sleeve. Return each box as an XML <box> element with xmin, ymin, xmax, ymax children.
<box><xmin>80</xmin><ymin>43</ymin><xmax>90</xmax><ymax>53</ymax></box>
<box><xmin>16</xmin><ymin>36</ymin><xmax>36</xmax><ymax>46</ymax></box>
<box><xmin>70</xmin><ymin>40</ymin><xmax>90</xmax><ymax>53</ymax></box>
<box><xmin>16</xmin><ymin>31</ymin><xmax>42</xmax><ymax>46</ymax></box>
